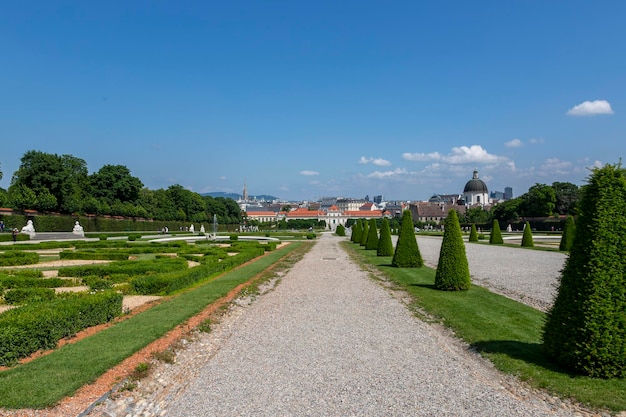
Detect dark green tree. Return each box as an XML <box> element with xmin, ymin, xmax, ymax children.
<box><xmin>365</xmin><ymin>218</ymin><xmax>379</xmax><ymax>250</ymax></box>
<box><xmin>521</xmin><ymin>221</ymin><xmax>534</xmax><ymax>247</ymax></box>
<box><xmin>351</xmin><ymin>220</ymin><xmax>362</xmax><ymax>243</ymax></box>
<box><xmin>489</xmin><ymin>219</ymin><xmax>503</xmax><ymax>244</ymax></box>
<box><xmin>543</xmin><ymin>163</ymin><xmax>626</xmax><ymax>378</ymax></box>
<box><xmin>335</xmin><ymin>224</ymin><xmax>346</xmax><ymax>236</ymax></box>
<box><xmin>463</xmin><ymin>206</ymin><xmax>491</xmax><ymax>224</ymax></box>
<box><xmin>469</xmin><ymin>223</ymin><xmax>478</xmax><ymax>242</ymax></box>
<box><xmin>435</xmin><ymin>209</ymin><xmax>471</xmax><ymax>291</ymax></box>
<box><xmin>559</xmin><ymin>215</ymin><xmax>576</xmax><ymax>252</ymax></box>
<box><xmin>89</xmin><ymin>164</ymin><xmax>143</xmax><ymax>205</ymax></box>
<box><xmin>552</xmin><ymin>182</ymin><xmax>580</xmax><ymax>215</ymax></box>
<box><xmin>392</xmin><ymin>210</ymin><xmax>423</xmax><ymax>267</ymax></box>
<box><xmin>491</xmin><ymin>197</ymin><xmax>521</xmax><ymax>224</ymax></box>
<box><xmin>520</xmin><ymin>183</ymin><xmax>556</xmax><ymax>217</ymax></box>
<box><xmin>377</xmin><ymin>217</ymin><xmax>394</xmax><ymax>256</ymax></box>
<box><xmin>360</xmin><ymin>220</ymin><xmax>369</xmax><ymax>246</ymax></box>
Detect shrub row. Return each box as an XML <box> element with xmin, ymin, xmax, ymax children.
<box><xmin>0</xmin><ymin>275</ymin><xmax>76</xmax><ymax>290</ymax></box>
<box><xmin>3</xmin><ymin>288</ymin><xmax>56</xmax><ymax>304</ymax></box>
<box><xmin>0</xmin><ymin>291</ymin><xmax>123</xmax><ymax>365</ymax></box>
<box><xmin>59</xmin><ymin>250</ymin><xmax>130</xmax><ymax>261</ymax></box>
<box><xmin>0</xmin><ymin>251</ymin><xmax>39</xmax><ymax>267</ymax></box>
<box><xmin>57</xmin><ymin>257</ymin><xmax>188</xmax><ymax>278</ymax></box>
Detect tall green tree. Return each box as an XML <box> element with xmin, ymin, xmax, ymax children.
<box><xmin>489</xmin><ymin>219</ymin><xmax>503</xmax><ymax>244</ymax></box>
<box><xmin>435</xmin><ymin>209</ymin><xmax>471</xmax><ymax>291</ymax></box>
<box><xmin>552</xmin><ymin>182</ymin><xmax>580</xmax><ymax>215</ymax></box>
<box><xmin>360</xmin><ymin>220</ymin><xmax>369</xmax><ymax>246</ymax></box>
<box><xmin>543</xmin><ymin>163</ymin><xmax>626</xmax><ymax>378</ymax></box>
<box><xmin>392</xmin><ymin>210</ymin><xmax>423</xmax><ymax>267</ymax></box>
<box><xmin>377</xmin><ymin>217</ymin><xmax>394</xmax><ymax>256</ymax></box>
<box><xmin>365</xmin><ymin>218</ymin><xmax>379</xmax><ymax>250</ymax></box>
<box><xmin>521</xmin><ymin>221</ymin><xmax>534</xmax><ymax>247</ymax></box>
<box><xmin>469</xmin><ymin>223</ymin><xmax>478</xmax><ymax>242</ymax></box>
<box><xmin>559</xmin><ymin>215</ymin><xmax>576</xmax><ymax>252</ymax></box>
<box><xmin>335</xmin><ymin>224</ymin><xmax>346</xmax><ymax>236</ymax></box>
<box><xmin>351</xmin><ymin>220</ymin><xmax>362</xmax><ymax>243</ymax></box>
<box><xmin>520</xmin><ymin>183</ymin><xmax>556</xmax><ymax>217</ymax></box>
<box><xmin>89</xmin><ymin>165</ymin><xmax>143</xmax><ymax>205</ymax></box>
<box><xmin>490</xmin><ymin>197</ymin><xmax>521</xmax><ymax>224</ymax></box>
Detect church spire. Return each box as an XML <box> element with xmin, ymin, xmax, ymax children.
<box><xmin>242</xmin><ymin>179</ymin><xmax>248</xmax><ymax>201</ymax></box>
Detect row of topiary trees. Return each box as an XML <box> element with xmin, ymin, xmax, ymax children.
<box><xmin>348</xmin><ymin>163</ymin><xmax>625</xmax><ymax>379</ymax></box>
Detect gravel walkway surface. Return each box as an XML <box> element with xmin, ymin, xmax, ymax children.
<box><xmin>414</xmin><ymin>236</ymin><xmax>567</xmax><ymax>311</ymax></box>
<box><xmin>157</xmin><ymin>233</ymin><xmax>574</xmax><ymax>417</ymax></box>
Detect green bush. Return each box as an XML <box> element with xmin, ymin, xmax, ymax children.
<box><xmin>376</xmin><ymin>217</ymin><xmax>394</xmax><ymax>257</ymax></box>
<box><xmin>543</xmin><ymin>163</ymin><xmax>626</xmax><ymax>378</ymax></box>
<box><xmin>559</xmin><ymin>215</ymin><xmax>576</xmax><ymax>252</ymax></box>
<box><xmin>0</xmin><ymin>275</ymin><xmax>74</xmax><ymax>290</ymax></box>
<box><xmin>365</xmin><ymin>219</ymin><xmax>378</xmax><ymax>250</ymax></box>
<box><xmin>489</xmin><ymin>220</ymin><xmax>503</xmax><ymax>244</ymax></box>
<box><xmin>4</xmin><ymin>288</ymin><xmax>56</xmax><ymax>304</ymax></box>
<box><xmin>0</xmin><ymin>251</ymin><xmax>39</xmax><ymax>267</ymax></box>
<box><xmin>0</xmin><ymin>291</ymin><xmax>123</xmax><ymax>365</ymax></box>
<box><xmin>229</xmin><ymin>234</ymin><xmax>238</xmax><ymax>241</ymax></box>
<box><xmin>59</xmin><ymin>250</ymin><xmax>129</xmax><ymax>261</ymax></box>
<box><xmin>99</xmin><ymin>235</ymin><xmax>108</xmax><ymax>241</ymax></box>
<box><xmin>351</xmin><ymin>220</ymin><xmax>363</xmax><ymax>243</ymax></box>
<box><xmin>391</xmin><ymin>210</ymin><xmax>423</xmax><ymax>268</ymax></box>
<box><xmin>335</xmin><ymin>224</ymin><xmax>346</xmax><ymax>236</ymax></box>
<box><xmin>82</xmin><ymin>276</ymin><xmax>114</xmax><ymax>291</ymax></box>
<box><xmin>434</xmin><ymin>210</ymin><xmax>471</xmax><ymax>291</ymax></box>
<box><xmin>521</xmin><ymin>222</ymin><xmax>534</xmax><ymax>247</ymax></box>
<box><xmin>469</xmin><ymin>223</ymin><xmax>478</xmax><ymax>242</ymax></box>
<box><xmin>128</xmin><ymin>234</ymin><xmax>140</xmax><ymax>241</ymax></box>
<box><xmin>360</xmin><ymin>221</ymin><xmax>369</xmax><ymax>246</ymax></box>
<box><xmin>306</xmin><ymin>233</ymin><xmax>316</xmax><ymax>240</ymax></box>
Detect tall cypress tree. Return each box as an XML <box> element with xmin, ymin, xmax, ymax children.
<box><xmin>360</xmin><ymin>220</ymin><xmax>369</xmax><ymax>246</ymax></box>
<box><xmin>351</xmin><ymin>220</ymin><xmax>362</xmax><ymax>243</ymax></box>
<box><xmin>365</xmin><ymin>218</ymin><xmax>379</xmax><ymax>250</ymax></box>
<box><xmin>489</xmin><ymin>219</ymin><xmax>503</xmax><ymax>244</ymax></box>
<box><xmin>469</xmin><ymin>223</ymin><xmax>478</xmax><ymax>242</ymax></box>
<box><xmin>521</xmin><ymin>221</ymin><xmax>534</xmax><ymax>247</ymax></box>
<box><xmin>543</xmin><ymin>163</ymin><xmax>626</xmax><ymax>378</ymax></box>
<box><xmin>377</xmin><ymin>217</ymin><xmax>394</xmax><ymax>256</ymax></box>
<box><xmin>392</xmin><ymin>210</ymin><xmax>423</xmax><ymax>267</ymax></box>
<box><xmin>435</xmin><ymin>209</ymin><xmax>471</xmax><ymax>291</ymax></box>
<box><xmin>559</xmin><ymin>215</ymin><xmax>576</xmax><ymax>252</ymax></box>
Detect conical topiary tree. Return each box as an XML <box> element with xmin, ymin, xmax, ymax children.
<box><xmin>469</xmin><ymin>223</ymin><xmax>478</xmax><ymax>242</ymax></box>
<box><xmin>335</xmin><ymin>224</ymin><xmax>346</xmax><ymax>236</ymax></box>
<box><xmin>435</xmin><ymin>209</ymin><xmax>471</xmax><ymax>291</ymax></box>
<box><xmin>489</xmin><ymin>219</ymin><xmax>503</xmax><ymax>244</ymax></box>
<box><xmin>360</xmin><ymin>220</ymin><xmax>369</xmax><ymax>246</ymax></box>
<box><xmin>377</xmin><ymin>217</ymin><xmax>394</xmax><ymax>256</ymax></box>
<box><xmin>351</xmin><ymin>220</ymin><xmax>362</xmax><ymax>243</ymax></box>
<box><xmin>392</xmin><ymin>210</ymin><xmax>423</xmax><ymax>268</ymax></box>
<box><xmin>559</xmin><ymin>215</ymin><xmax>576</xmax><ymax>252</ymax></box>
<box><xmin>521</xmin><ymin>221</ymin><xmax>534</xmax><ymax>247</ymax></box>
<box><xmin>543</xmin><ymin>163</ymin><xmax>626</xmax><ymax>378</ymax></box>
<box><xmin>365</xmin><ymin>218</ymin><xmax>379</xmax><ymax>250</ymax></box>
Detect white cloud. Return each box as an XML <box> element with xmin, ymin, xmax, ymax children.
<box><xmin>366</xmin><ymin>168</ymin><xmax>408</xmax><ymax>179</ymax></box>
<box><xmin>529</xmin><ymin>138</ymin><xmax>544</xmax><ymax>144</ymax></box>
<box><xmin>359</xmin><ymin>156</ymin><xmax>391</xmax><ymax>166</ymax></box>
<box><xmin>299</xmin><ymin>170</ymin><xmax>319</xmax><ymax>176</ymax></box>
<box><xmin>403</xmin><ymin>145</ymin><xmax>505</xmax><ymax>165</ymax></box>
<box><xmin>505</xmin><ymin>139</ymin><xmax>523</xmax><ymax>148</ymax></box>
<box><xmin>567</xmin><ymin>100</ymin><xmax>614</xmax><ymax>116</ymax></box>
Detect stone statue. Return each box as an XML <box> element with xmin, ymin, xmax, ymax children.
<box><xmin>189</xmin><ymin>224</ymin><xmax>195</xmax><ymax>233</ymax></box>
<box><xmin>507</xmin><ymin>224</ymin><xmax>512</xmax><ymax>232</ymax></box>
<box><xmin>73</xmin><ymin>221</ymin><xmax>85</xmax><ymax>237</ymax></box>
<box><xmin>21</xmin><ymin>220</ymin><xmax>36</xmax><ymax>238</ymax></box>
<box><xmin>200</xmin><ymin>225</ymin><xmax>205</xmax><ymax>234</ymax></box>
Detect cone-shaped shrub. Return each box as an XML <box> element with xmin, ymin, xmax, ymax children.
<box><xmin>335</xmin><ymin>224</ymin><xmax>346</xmax><ymax>236</ymax></box>
<box><xmin>360</xmin><ymin>220</ymin><xmax>369</xmax><ymax>246</ymax></box>
<box><xmin>543</xmin><ymin>163</ymin><xmax>626</xmax><ymax>378</ymax></box>
<box><xmin>521</xmin><ymin>221</ymin><xmax>534</xmax><ymax>247</ymax></box>
<box><xmin>392</xmin><ymin>210</ymin><xmax>423</xmax><ymax>268</ymax></box>
<box><xmin>435</xmin><ymin>209</ymin><xmax>471</xmax><ymax>291</ymax></box>
<box><xmin>377</xmin><ymin>217</ymin><xmax>394</xmax><ymax>256</ymax></box>
<box><xmin>559</xmin><ymin>215</ymin><xmax>576</xmax><ymax>252</ymax></box>
<box><xmin>365</xmin><ymin>219</ymin><xmax>379</xmax><ymax>250</ymax></box>
<box><xmin>469</xmin><ymin>223</ymin><xmax>478</xmax><ymax>242</ymax></box>
<box><xmin>489</xmin><ymin>219</ymin><xmax>503</xmax><ymax>244</ymax></box>
<box><xmin>351</xmin><ymin>220</ymin><xmax>362</xmax><ymax>243</ymax></box>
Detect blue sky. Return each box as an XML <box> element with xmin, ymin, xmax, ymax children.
<box><xmin>1</xmin><ymin>1</ymin><xmax>624</xmax><ymax>202</ymax></box>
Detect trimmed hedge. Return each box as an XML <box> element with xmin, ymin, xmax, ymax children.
<box><xmin>0</xmin><ymin>275</ymin><xmax>75</xmax><ymax>290</ymax></box>
<box><xmin>434</xmin><ymin>209</ymin><xmax>471</xmax><ymax>291</ymax></box>
<box><xmin>469</xmin><ymin>223</ymin><xmax>478</xmax><ymax>242</ymax></box>
<box><xmin>4</xmin><ymin>288</ymin><xmax>56</xmax><ymax>304</ymax></box>
<box><xmin>559</xmin><ymin>215</ymin><xmax>576</xmax><ymax>252</ymax></box>
<box><xmin>376</xmin><ymin>217</ymin><xmax>394</xmax><ymax>257</ymax></box>
<box><xmin>57</xmin><ymin>257</ymin><xmax>188</xmax><ymax>279</ymax></box>
<box><xmin>392</xmin><ymin>210</ymin><xmax>423</xmax><ymax>268</ymax></box>
<box><xmin>0</xmin><ymin>251</ymin><xmax>39</xmax><ymax>267</ymax></box>
<box><xmin>521</xmin><ymin>221</ymin><xmax>534</xmax><ymax>247</ymax></box>
<box><xmin>365</xmin><ymin>219</ymin><xmax>379</xmax><ymax>250</ymax></box>
<box><xmin>59</xmin><ymin>250</ymin><xmax>130</xmax><ymax>261</ymax></box>
<box><xmin>0</xmin><ymin>291</ymin><xmax>123</xmax><ymax>365</ymax></box>
<box><xmin>489</xmin><ymin>220</ymin><xmax>503</xmax><ymax>244</ymax></box>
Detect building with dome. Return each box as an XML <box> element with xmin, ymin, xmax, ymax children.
<box><xmin>463</xmin><ymin>170</ymin><xmax>489</xmax><ymax>206</ymax></box>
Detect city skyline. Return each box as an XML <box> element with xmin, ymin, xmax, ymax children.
<box><xmin>1</xmin><ymin>2</ymin><xmax>624</xmax><ymax>202</ymax></box>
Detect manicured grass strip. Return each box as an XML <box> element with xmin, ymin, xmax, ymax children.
<box><xmin>344</xmin><ymin>242</ymin><xmax>626</xmax><ymax>413</ymax></box>
<box><xmin>0</xmin><ymin>242</ymin><xmax>305</xmax><ymax>409</ymax></box>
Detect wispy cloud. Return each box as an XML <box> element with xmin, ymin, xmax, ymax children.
<box><xmin>403</xmin><ymin>145</ymin><xmax>505</xmax><ymax>165</ymax></box>
<box><xmin>567</xmin><ymin>100</ymin><xmax>614</xmax><ymax>116</ymax></box>
<box><xmin>505</xmin><ymin>139</ymin><xmax>523</xmax><ymax>148</ymax></box>
<box><xmin>529</xmin><ymin>138</ymin><xmax>544</xmax><ymax>144</ymax></box>
<box><xmin>366</xmin><ymin>168</ymin><xmax>408</xmax><ymax>179</ymax></box>
<box><xmin>359</xmin><ymin>156</ymin><xmax>391</xmax><ymax>166</ymax></box>
<box><xmin>299</xmin><ymin>170</ymin><xmax>319</xmax><ymax>176</ymax></box>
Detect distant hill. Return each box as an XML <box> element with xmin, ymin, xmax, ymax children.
<box><xmin>202</xmin><ymin>192</ymin><xmax>280</xmax><ymax>201</ymax></box>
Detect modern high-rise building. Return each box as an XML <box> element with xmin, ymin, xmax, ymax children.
<box><xmin>504</xmin><ymin>187</ymin><xmax>513</xmax><ymax>200</ymax></box>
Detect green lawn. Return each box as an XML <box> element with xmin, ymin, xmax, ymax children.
<box><xmin>344</xmin><ymin>241</ymin><xmax>626</xmax><ymax>414</ymax></box>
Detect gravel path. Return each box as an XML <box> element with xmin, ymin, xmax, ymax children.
<box><xmin>414</xmin><ymin>236</ymin><xmax>567</xmax><ymax>311</ymax></box>
<box><xmin>159</xmin><ymin>233</ymin><xmax>574</xmax><ymax>417</ymax></box>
